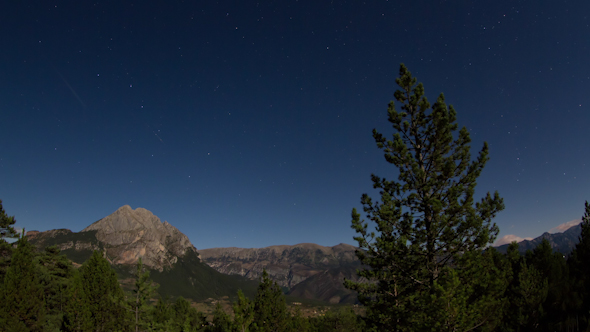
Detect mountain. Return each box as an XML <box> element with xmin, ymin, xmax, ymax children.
<box><xmin>198</xmin><ymin>243</ymin><xmax>361</xmax><ymax>303</ymax></box>
<box><xmin>29</xmin><ymin>204</ymin><xmax>583</xmax><ymax>305</ymax></box>
<box><xmin>200</xmin><ymin>223</ymin><xmax>586</xmax><ymax>303</ymax></box>
<box><xmin>287</xmin><ymin>264</ymin><xmax>362</xmax><ymax>304</ymax></box>
<box><xmin>495</xmin><ymin>224</ymin><xmax>582</xmax><ymax>255</ymax></box>
<box><xmin>27</xmin><ymin>205</ymin><xmax>258</xmax><ymax>301</ymax></box>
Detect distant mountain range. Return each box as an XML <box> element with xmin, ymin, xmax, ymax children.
<box><xmin>199</xmin><ymin>243</ymin><xmax>361</xmax><ymax>304</ymax></box>
<box><xmin>26</xmin><ymin>205</ymin><xmax>584</xmax><ymax>304</ymax></box>
<box><xmin>495</xmin><ymin>224</ymin><xmax>582</xmax><ymax>255</ymax></box>
<box><xmin>26</xmin><ymin>205</ymin><xmax>361</xmax><ymax>304</ymax></box>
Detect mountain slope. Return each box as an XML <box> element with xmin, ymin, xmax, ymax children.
<box><xmin>198</xmin><ymin>242</ymin><xmax>359</xmax><ymax>303</ymax></box>
<box><xmin>495</xmin><ymin>224</ymin><xmax>582</xmax><ymax>255</ymax></box>
<box><xmin>27</xmin><ymin>205</ymin><xmax>258</xmax><ymax>301</ymax></box>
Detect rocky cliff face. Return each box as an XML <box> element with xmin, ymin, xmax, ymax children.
<box><xmin>198</xmin><ymin>243</ymin><xmax>358</xmax><ymax>289</ymax></box>
<box><xmin>27</xmin><ymin>206</ymin><xmax>259</xmax><ymax>301</ymax></box>
<box><xmin>28</xmin><ymin>205</ymin><xmax>197</xmax><ymax>272</ymax></box>
<box><xmin>79</xmin><ymin>205</ymin><xmax>197</xmax><ymax>271</ymax></box>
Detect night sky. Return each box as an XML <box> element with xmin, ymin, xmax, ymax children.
<box><xmin>1</xmin><ymin>1</ymin><xmax>589</xmax><ymax>249</ymax></box>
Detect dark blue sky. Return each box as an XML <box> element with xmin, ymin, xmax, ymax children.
<box><xmin>1</xmin><ymin>1</ymin><xmax>588</xmax><ymax>249</ymax></box>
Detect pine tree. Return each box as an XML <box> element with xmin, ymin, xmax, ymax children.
<box><xmin>211</xmin><ymin>302</ymin><xmax>232</xmax><ymax>332</ymax></box>
<box><xmin>0</xmin><ymin>232</ymin><xmax>45</xmax><ymax>331</ymax></box>
<box><xmin>37</xmin><ymin>245</ymin><xmax>75</xmax><ymax>330</ymax></box>
<box><xmin>62</xmin><ymin>268</ymin><xmax>92</xmax><ymax>332</ymax></box>
<box><xmin>499</xmin><ymin>242</ymin><xmax>548</xmax><ymax>332</ymax></box>
<box><xmin>0</xmin><ymin>200</ymin><xmax>17</xmax><ymax>241</ymax></box>
<box><xmin>567</xmin><ymin>201</ymin><xmax>590</xmax><ymax>330</ymax></box>
<box><xmin>252</xmin><ymin>269</ymin><xmax>288</xmax><ymax>332</ymax></box>
<box><xmin>0</xmin><ymin>199</ymin><xmax>19</xmax><ymax>283</ymax></box>
<box><xmin>525</xmin><ymin>239</ymin><xmax>569</xmax><ymax>330</ymax></box>
<box><xmin>127</xmin><ymin>257</ymin><xmax>159</xmax><ymax>332</ymax></box>
<box><xmin>148</xmin><ymin>296</ymin><xmax>174</xmax><ymax>331</ymax></box>
<box><xmin>233</xmin><ymin>289</ymin><xmax>254</xmax><ymax>332</ymax></box>
<box><xmin>80</xmin><ymin>250</ymin><xmax>130</xmax><ymax>332</ymax></box>
<box><xmin>288</xmin><ymin>306</ymin><xmax>310</xmax><ymax>332</ymax></box>
<box><xmin>171</xmin><ymin>296</ymin><xmax>207</xmax><ymax>331</ymax></box>
<box><xmin>345</xmin><ymin>64</ymin><xmax>506</xmax><ymax>331</ymax></box>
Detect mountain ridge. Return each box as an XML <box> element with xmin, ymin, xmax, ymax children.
<box><xmin>495</xmin><ymin>223</ymin><xmax>582</xmax><ymax>255</ymax></box>
<box><xmin>27</xmin><ymin>205</ymin><xmax>258</xmax><ymax>301</ymax></box>
<box><xmin>26</xmin><ymin>204</ymin><xmax>584</xmax><ymax>304</ymax></box>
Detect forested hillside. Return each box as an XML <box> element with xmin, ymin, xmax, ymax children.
<box><xmin>2</xmin><ymin>199</ymin><xmax>590</xmax><ymax>331</ymax></box>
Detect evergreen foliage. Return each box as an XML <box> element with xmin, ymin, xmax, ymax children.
<box><xmin>0</xmin><ymin>200</ymin><xmax>17</xmax><ymax>241</ymax></box>
<box><xmin>2</xmin><ymin>199</ymin><xmax>590</xmax><ymax>331</ymax></box>
<box><xmin>36</xmin><ymin>245</ymin><xmax>75</xmax><ymax>330</ymax></box>
<box><xmin>171</xmin><ymin>296</ymin><xmax>207</xmax><ymax>331</ymax></box>
<box><xmin>0</xmin><ymin>199</ymin><xmax>18</xmax><ymax>283</ymax></box>
<box><xmin>233</xmin><ymin>289</ymin><xmax>254</xmax><ymax>332</ymax></box>
<box><xmin>62</xmin><ymin>268</ymin><xmax>92</xmax><ymax>332</ymax></box>
<box><xmin>567</xmin><ymin>200</ymin><xmax>590</xmax><ymax>331</ymax></box>
<box><xmin>288</xmin><ymin>307</ymin><xmax>311</xmax><ymax>332</ymax></box>
<box><xmin>127</xmin><ymin>257</ymin><xmax>159</xmax><ymax>332</ymax></box>
<box><xmin>526</xmin><ymin>239</ymin><xmax>570</xmax><ymax>330</ymax></box>
<box><xmin>308</xmin><ymin>307</ymin><xmax>365</xmax><ymax>332</ymax></box>
<box><xmin>211</xmin><ymin>302</ymin><xmax>232</xmax><ymax>332</ymax></box>
<box><xmin>148</xmin><ymin>297</ymin><xmax>175</xmax><ymax>331</ymax></box>
<box><xmin>345</xmin><ymin>64</ymin><xmax>506</xmax><ymax>331</ymax></box>
<box><xmin>499</xmin><ymin>242</ymin><xmax>548</xmax><ymax>331</ymax></box>
<box><xmin>252</xmin><ymin>269</ymin><xmax>289</xmax><ymax>332</ymax></box>
<box><xmin>79</xmin><ymin>250</ymin><xmax>130</xmax><ymax>331</ymax></box>
<box><xmin>0</xmin><ymin>232</ymin><xmax>45</xmax><ymax>331</ymax></box>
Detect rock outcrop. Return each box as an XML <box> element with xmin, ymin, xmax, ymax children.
<box><xmin>26</xmin><ymin>205</ymin><xmax>259</xmax><ymax>301</ymax></box>
<box><xmin>198</xmin><ymin>243</ymin><xmax>358</xmax><ymax>288</ymax></box>
<box><xmin>80</xmin><ymin>205</ymin><xmax>197</xmax><ymax>271</ymax></box>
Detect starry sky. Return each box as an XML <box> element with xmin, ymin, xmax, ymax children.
<box><xmin>1</xmin><ymin>1</ymin><xmax>589</xmax><ymax>249</ymax></box>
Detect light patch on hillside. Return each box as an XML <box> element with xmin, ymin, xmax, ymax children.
<box><xmin>549</xmin><ymin>219</ymin><xmax>582</xmax><ymax>234</ymax></box>
<box><xmin>494</xmin><ymin>234</ymin><xmax>533</xmax><ymax>246</ymax></box>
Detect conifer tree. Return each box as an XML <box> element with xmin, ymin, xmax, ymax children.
<box><xmin>0</xmin><ymin>199</ymin><xmax>18</xmax><ymax>283</ymax></box>
<box><xmin>127</xmin><ymin>257</ymin><xmax>159</xmax><ymax>332</ymax></box>
<box><xmin>148</xmin><ymin>296</ymin><xmax>174</xmax><ymax>331</ymax></box>
<box><xmin>233</xmin><ymin>289</ymin><xmax>254</xmax><ymax>332</ymax></box>
<box><xmin>80</xmin><ymin>250</ymin><xmax>130</xmax><ymax>331</ymax></box>
<box><xmin>252</xmin><ymin>269</ymin><xmax>289</xmax><ymax>332</ymax></box>
<box><xmin>499</xmin><ymin>242</ymin><xmax>548</xmax><ymax>332</ymax></box>
<box><xmin>37</xmin><ymin>245</ymin><xmax>75</xmax><ymax>329</ymax></box>
<box><xmin>171</xmin><ymin>296</ymin><xmax>207</xmax><ymax>331</ymax></box>
<box><xmin>526</xmin><ymin>239</ymin><xmax>569</xmax><ymax>330</ymax></box>
<box><xmin>288</xmin><ymin>306</ymin><xmax>310</xmax><ymax>332</ymax></box>
<box><xmin>0</xmin><ymin>231</ymin><xmax>45</xmax><ymax>331</ymax></box>
<box><xmin>211</xmin><ymin>302</ymin><xmax>232</xmax><ymax>332</ymax></box>
<box><xmin>62</xmin><ymin>268</ymin><xmax>92</xmax><ymax>332</ymax></box>
<box><xmin>0</xmin><ymin>200</ymin><xmax>17</xmax><ymax>241</ymax></box>
<box><xmin>345</xmin><ymin>64</ymin><xmax>506</xmax><ymax>331</ymax></box>
<box><xmin>567</xmin><ymin>201</ymin><xmax>590</xmax><ymax>330</ymax></box>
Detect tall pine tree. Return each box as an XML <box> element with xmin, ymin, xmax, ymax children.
<box><xmin>62</xmin><ymin>268</ymin><xmax>92</xmax><ymax>332</ymax></box>
<box><xmin>252</xmin><ymin>269</ymin><xmax>288</xmax><ymax>332</ymax></box>
<box><xmin>567</xmin><ymin>201</ymin><xmax>590</xmax><ymax>330</ymax></box>
<box><xmin>0</xmin><ymin>232</ymin><xmax>45</xmax><ymax>331</ymax></box>
<box><xmin>79</xmin><ymin>250</ymin><xmax>130</xmax><ymax>332</ymax></box>
<box><xmin>345</xmin><ymin>64</ymin><xmax>506</xmax><ymax>331</ymax></box>
<box><xmin>233</xmin><ymin>289</ymin><xmax>254</xmax><ymax>332</ymax></box>
<box><xmin>37</xmin><ymin>245</ymin><xmax>75</xmax><ymax>330</ymax></box>
<box><xmin>526</xmin><ymin>239</ymin><xmax>569</xmax><ymax>331</ymax></box>
<box><xmin>0</xmin><ymin>199</ymin><xmax>18</xmax><ymax>283</ymax></box>
<box><xmin>210</xmin><ymin>302</ymin><xmax>232</xmax><ymax>332</ymax></box>
<box><xmin>127</xmin><ymin>257</ymin><xmax>159</xmax><ymax>332</ymax></box>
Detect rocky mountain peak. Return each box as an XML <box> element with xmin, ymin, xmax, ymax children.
<box><xmin>81</xmin><ymin>205</ymin><xmax>196</xmax><ymax>271</ymax></box>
